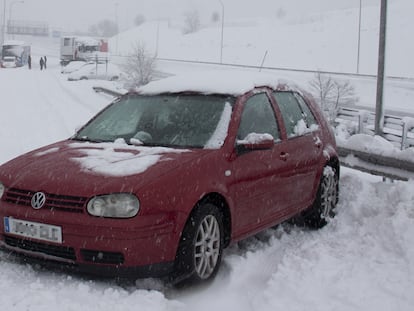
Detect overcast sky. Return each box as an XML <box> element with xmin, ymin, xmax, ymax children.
<box><xmin>3</xmin><ymin>0</ymin><xmax>377</xmax><ymax>33</ymax></box>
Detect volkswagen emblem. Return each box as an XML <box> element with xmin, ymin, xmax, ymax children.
<box><xmin>31</xmin><ymin>192</ymin><xmax>46</xmax><ymax>209</ymax></box>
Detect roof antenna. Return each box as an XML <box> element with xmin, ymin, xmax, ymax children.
<box><xmin>259</xmin><ymin>50</ymin><xmax>268</xmax><ymax>72</ymax></box>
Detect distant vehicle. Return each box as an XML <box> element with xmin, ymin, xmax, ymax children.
<box><xmin>60</xmin><ymin>36</ymin><xmax>108</xmax><ymax>65</ymax></box>
<box><xmin>61</xmin><ymin>61</ymin><xmax>87</xmax><ymax>74</ymax></box>
<box><xmin>1</xmin><ymin>56</ymin><xmax>17</xmax><ymax>68</ymax></box>
<box><xmin>1</xmin><ymin>41</ymin><xmax>30</xmax><ymax>67</ymax></box>
<box><xmin>0</xmin><ymin>71</ymin><xmax>339</xmax><ymax>284</ymax></box>
<box><xmin>67</xmin><ymin>62</ymin><xmax>121</xmax><ymax>81</ymax></box>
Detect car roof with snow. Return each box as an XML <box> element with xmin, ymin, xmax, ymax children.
<box><xmin>137</xmin><ymin>70</ymin><xmax>303</xmax><ymax>96</ymax></box>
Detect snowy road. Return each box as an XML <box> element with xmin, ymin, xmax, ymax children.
<box><xmin>1</xmin><ymin>58</ymin><xmax>414</xmax><ymax>311</ymax></box>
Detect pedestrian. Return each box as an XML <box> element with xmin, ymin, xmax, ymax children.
<box><xmin>28</xmin><ymin>55</ymin><xmax>32</xmax><ymax>70</ymax></box>
<box><xmin>39</xmin><ymin>57</ymin><xmax>44</xmax><ymax>70</ymax></box>
<box><xmin>43</xmin><ymin>56</ymin><xmax>47</xmax><ymax>69</ymax></box>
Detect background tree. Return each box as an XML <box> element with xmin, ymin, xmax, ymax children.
<box><xmin>183</xmin><ymin>9</ymin><xmax>201</xmax><ymax>34</ymax></box>
<box><xmin>134</xmin><ymin>14</ymin><xmax>146</xmax><ymax>27</ymax></box>
<box><xmin>309</xmin><ymin>72</ymin><xmax>358</xmax><ymax>124</ymax></box>
<box><xmin>211</xmin><ymin>11</ymin><xmax>220</xmax><ymax>23</ymax></box>
<box><xmin>89</xmin><ymin>19</ymin><xmax>119</xmax><ymax>37</ymax></box>
<box><xmin>276</xmin><ymin>7</ymin><xmax>287</xmax><ymax>20</ymax></box>
<box><xmin>122</xmin><ymin>42</ymin><xmax>156</xmax><ymax>88</ymax></box>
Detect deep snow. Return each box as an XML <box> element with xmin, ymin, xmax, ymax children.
<box><xmin>1</xmin><ymin>1</ymin><xmax>414</xmax><ymax>310</ymax></box>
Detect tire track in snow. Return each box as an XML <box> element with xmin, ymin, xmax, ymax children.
<box><xmin>32</xmin><ymin>65</ymin><xmax>109</xmax><ymax>139</ymax></box>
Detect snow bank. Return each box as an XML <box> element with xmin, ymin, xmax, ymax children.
<box><xmin>337</xmin><ymin>133</ymin><xmax>414</xmax><ymax>163</ymax></box>
<box><xmin>2</xmin><ymin>169</ymin><xmax>413</xmax><ymax>311</ymax></box>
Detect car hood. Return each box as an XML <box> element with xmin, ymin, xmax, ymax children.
<box><xmin>0</xmin><ymin>140</ymin><xmax>213</xmax><ymax>196</ymax></box>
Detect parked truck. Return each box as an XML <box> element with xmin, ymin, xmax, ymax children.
<box><xmin>60</xmin><ymin>36</ymin><xmax>108</xmax><ymax>65</ymax></box>
<box><xmin>1</xmin><ymin>40</ymin><xmax>30</xmax><ymax>68</ymax></box>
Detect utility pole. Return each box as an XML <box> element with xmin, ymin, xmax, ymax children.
<box><xmin>375</xmin><ymin>0</ymin><xmax>387</xmax><ymax>136</ymax></box>
<box><xmin>219</xmin><ymin>0</ymin><xmax>224</xmax><ymax>63</ymax></box>
<box><xmin>356</xmin><ymin>0</ymin><xmax>362</xmax><ymax>73</ymax></box>
<box><xmin>1</xmin><ymin>0</ymin><xmax>6</xmax><ymax>48</ymax></box>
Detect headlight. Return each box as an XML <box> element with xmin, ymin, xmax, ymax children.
<box><xmin>87</xmin><ymin>193</ymin><xmax>139</xmax><ymax>218</ymax></box>
<box><xmin>0</xmin><ymin>182</ymin><xmax>4</xmax><ymax>199</ymax></box>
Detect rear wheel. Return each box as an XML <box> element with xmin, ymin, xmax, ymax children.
<box><xmin>173</xmin><ymin>203</ymin><xmax>224</xmax><ymax>284</ymax></box>
<box><xmin>302</xmin><ymin>165</ymin><xmax>339</xmax><ymax>228</ymax></box>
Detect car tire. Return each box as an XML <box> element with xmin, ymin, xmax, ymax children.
<box><xmin>302</xmin><ymin>165</ymin><xmax>339</xmax><ymax>229</ymax></box>
<box><xmin>80</xmin><ymin>76</ymin><xmax>88</xmax><ymax>80</ymax></box>
<box><xmin>173</xmin><ymin>203</ymin><xmax>224</xmax><ymax>285</ymax></box>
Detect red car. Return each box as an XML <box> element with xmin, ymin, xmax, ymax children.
<box><xmin>0</xmin><ymin>72</ymin><xmax>339</xmax><ymax>284</ymax></box>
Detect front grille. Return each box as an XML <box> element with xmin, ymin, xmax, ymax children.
<box><xmin>4</xmin><ymin>188</ymin><xmax>87</xmax><ymax>213</ymax></box>
<box><xmin>81</xmin><ymin>249</ymin><xmax>124</xmax><ymax>265</ymax></box>
<box><xmin>4</xmin><ymin>236</ymin><xmax>76</xmax><ymax>261</ymax></box>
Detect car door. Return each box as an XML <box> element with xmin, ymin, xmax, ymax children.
<box><xmin>228</xmin><ymin>92</ymin><xmax>293</xmax><ymax>238</ymax></box>
<box><xmin>270</xmin><ymin>91</ymin><xmax>323</xmax><ymax>212</ymax></box>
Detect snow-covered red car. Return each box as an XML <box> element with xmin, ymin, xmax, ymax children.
<box><xmin>0</xmin><ymin>71</ymin><xmax>339</xmax><ymax>284</ymax></box>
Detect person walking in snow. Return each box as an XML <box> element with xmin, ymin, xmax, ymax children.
<box><xmin>43</xmin><ymin>56</ymin><xmax>47</xmax><ymax>69</ymax></box>
<box><xmin>28</xmin><ymin>55</ymin><xmax>32</xmax><ymax>69</ymax></box>
<box><xmin>39</xmin><ymin>57</ymin><xmax>44</xmax><ymax>70</ymax></box>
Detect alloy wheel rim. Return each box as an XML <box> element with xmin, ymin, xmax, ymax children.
<box><xmin>321</xmin><ymin>172</ymin><xmax>338</xmax><ymax>219</ymax></box>
<box><xmin>194</xmin><ymin>215</ymin><xmax>221</xmax><ymax>279</ymax></box>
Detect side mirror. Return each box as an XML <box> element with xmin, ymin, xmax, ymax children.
<box><xmin>236</xmin><ymin>133</ymin><xmax>274</xmax><ymax>154</ymax></box>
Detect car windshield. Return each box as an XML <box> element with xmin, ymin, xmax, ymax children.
<box><xmin>74</xmin><ymin>94</ymin><xmax>235</xmax><ymax>148</ymax></box>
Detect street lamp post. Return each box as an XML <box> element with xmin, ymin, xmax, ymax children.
<box><xmin>9</xmin><ymin>0</ymin><xmax>24</xmax><ymax>40</ymax></box>
<box><xmin>375</xmin><ymin>0</ymin><xmax>388</xmax><ymax>136</ymax></box>
<box><xmin>1</xmin><ymin>0</ymin><xmax>6</xmax><ymax>48</ymax></box>
<box><xmin>356</xmin><ymin>0</ymin><xmax>362</xmax><ymax>73</ymax></box>
<box><xmin>115</xmin><ymin>2</ymin><xmax>119</xmax><ymax>55</ymax></box>
<box><xmin>219</xmin><ymin>0</ymin><xmax>224</xmax><ymax>63</ymax></box>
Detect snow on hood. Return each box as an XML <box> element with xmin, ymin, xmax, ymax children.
<box><xmin>68</xmin><ymin>141</ymin><xmax>189</xmax><ymax>177</ymax></box>
<box><xmin>138</xmin><ymin>70</ymin><xmax>299</xmax><ymax>96</ymax></box>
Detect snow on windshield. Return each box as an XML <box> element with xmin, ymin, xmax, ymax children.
<box><xmin>204</xmin><ymin>102</ymin><xmax>232</xmax><ymax>149</ymax></box>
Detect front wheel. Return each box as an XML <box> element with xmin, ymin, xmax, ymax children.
<box><xmin>173</xmin><ymin>203</ymin><xmax>224</xmax><ymax>284</ymax></box>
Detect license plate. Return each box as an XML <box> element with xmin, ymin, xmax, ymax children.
<box><xmin>4</xmin><ymin>217</ymin><xmax>62</xmax><ymax>244</ymax></box>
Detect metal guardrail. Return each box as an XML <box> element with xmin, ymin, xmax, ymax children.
<box><xmin>336</xmin><ymin>106</ymin><xmax>414</xmax><ymax>150</ymax></box>
<box><xmin>338</xmin><ymin>146</ymin><xmax>414</xmax><ymax>181</ymax></box>
<box><xmin>336</xmin><ymin>106</ymin><xmax>414</xmax><ymax>180</ymax></box>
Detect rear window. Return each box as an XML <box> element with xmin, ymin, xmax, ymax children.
<box><xmin>272</xmin><ymin>92</ymin><xmax>318</xmax><ymax>137</ymax></box>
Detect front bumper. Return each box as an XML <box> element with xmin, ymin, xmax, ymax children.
<box><xmin>0</xmin><ymin>202</ymin><xmax>181</xmax><ymax>278</ymax></box>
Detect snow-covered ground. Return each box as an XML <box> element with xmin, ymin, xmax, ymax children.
<box><xmin>1</xmin><ymin>1</ymin><xmax>414</xmax><ymax>310</ymax></box>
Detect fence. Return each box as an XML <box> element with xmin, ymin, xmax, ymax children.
<box><xmin>335</xmin><ymin>106</ymin><xmax>414</xmax><ymax>150</ymax></box>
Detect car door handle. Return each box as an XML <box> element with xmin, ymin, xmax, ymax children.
<box><xmin>314</xmin><ymin>137</ymin><xmax>322</xmax><ymax>148</ymax></box>
<box><xmin>280</xmin><ymin>152</ymin><xmax>289</xmax><ymax>161</ymax></box>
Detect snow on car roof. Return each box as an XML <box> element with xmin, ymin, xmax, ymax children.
<box><xmin>138</xmin><ymin>70</ymin><xmax>300</xmax><ymax>96</ymax></box>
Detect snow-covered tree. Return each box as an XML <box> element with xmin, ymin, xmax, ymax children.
<box><xmin>122</xmin><ymin>42</ymin><xmax>156</xmax><ymax>88</ymax></box>
<box><xmin>309</xmin><ymin>72</ymin><xmax>357</xmax><ymax>124</ymax></box>
<box><xmin>183</xmin><ymin>9</ymin><xmax>201</xmax><ymax>34</ymax></box>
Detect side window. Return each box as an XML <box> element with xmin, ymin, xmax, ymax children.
<box><xmin>294</xmin><ymin>93</ymin><xmax>317</xmax><ymax>127</ymax></box>
<box><xmin>273</xmin><ymin>92</ymin><xmax>318</xmax><ymax>137</ymax></box>
<box><xmin>237</xmin><ymin>93</ymin><xmax>280</xmax><ymax>141</ymax></box>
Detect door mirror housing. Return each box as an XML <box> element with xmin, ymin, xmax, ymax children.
<box><xmin>236</xmin><ymin>133</ymin><xmax>274</xmax><ymax>154</ymax></box>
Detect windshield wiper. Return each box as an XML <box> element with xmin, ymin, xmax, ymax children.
<box><xmin>71</xmin><ymin>136</ymin><xmax>108</xmax><ymax>143</ymax></box>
